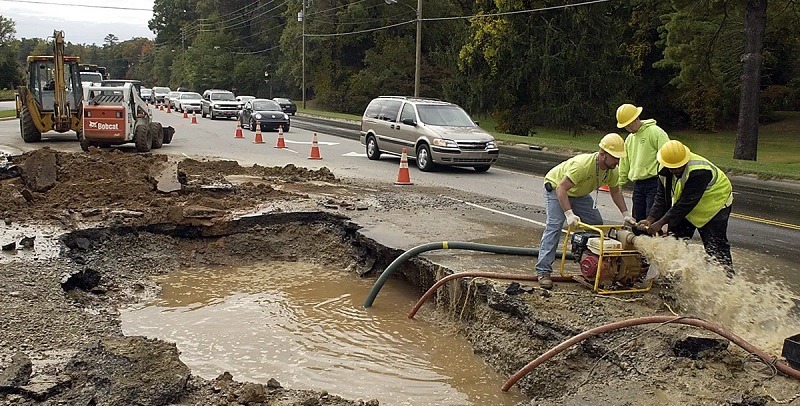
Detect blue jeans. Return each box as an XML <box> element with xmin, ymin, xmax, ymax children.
<box><xmin>632</xmin><ymin>177</ymin><xmax>659</xmax><ymax>221</ymax></box>
<box><xmin>535</xmin><ymin>186</ymin><xmax>603</xmax><ymax>276</ymax></box>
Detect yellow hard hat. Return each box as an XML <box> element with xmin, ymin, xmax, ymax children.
<box><xmin>598</xmin><ymin>133</ymin><xmax>626</xmax><ymax>158</ymax></box>
<box><xmin>616</xmin><ymin>103</ymin><xmax>643</xmax><ymax>128</ymax></box>
<box><xmin>657</xmin><ymin>140</ymin><xmax>691</xmax><ymax>168</ymax></box>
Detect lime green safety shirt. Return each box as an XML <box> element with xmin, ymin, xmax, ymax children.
<box><xmin>544</xmin><ymin>152</ymin><xmax>619</xmax><ymax>198</ymax></box>
<box><xmin>618</xmin><ymin>119</ymin><xmax>670</xmax><ymax>186</ymax></box>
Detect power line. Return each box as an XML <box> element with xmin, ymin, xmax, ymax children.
<box><xmin>0</xmin><ymin>0</ymin><xmax>151</xmax><ymax>11</ymax></box>
<box><xmin>424</xmin><ymin>0</ymin><xmax>614</xmax><ymax>21</ymax></box>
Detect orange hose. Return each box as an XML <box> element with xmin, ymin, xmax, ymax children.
<box><xmin>407</xmin><ymin>272</ymin><xmax>575</xmax><ymax>319</ymax></box>
<box><xmin>501</xmin><ymin>315</ymin><xmax>800</xmax><ymax>391</ymax></box>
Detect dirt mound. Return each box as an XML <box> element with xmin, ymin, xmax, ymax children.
<box><xmin>0</xmin><ymin>149</ymin><xmax>338</xmax><ymax>224</ymax></box>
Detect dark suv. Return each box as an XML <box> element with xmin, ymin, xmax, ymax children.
<box><xmin>273</xmin><ymin>97</ymin><xmax>297</xmax><ymax>115</ymax></box>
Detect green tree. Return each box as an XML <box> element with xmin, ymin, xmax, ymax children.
<box><xmin>0</xmin><ymin>15</ymin><xmax>20</xmax><ymax>89</ymax></box>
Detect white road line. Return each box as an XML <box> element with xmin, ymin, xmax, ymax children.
<box><xmin>343</xmin><ymin>152</ymin><xmax>368</xmax><ymax>157</ymax></box>
<box><xmin>442</xmin><ymin>196</ymin><xmax>547</xmax><ymax>227</ymax></box>
<box><xmin>284</xmin><ymin>140</ymin><xmax>339</xmax><ymax>146</ymax></box>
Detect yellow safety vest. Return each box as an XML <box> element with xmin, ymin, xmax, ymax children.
<box><xmin>664</xmin><ymin>153</ymin><xmax>733</xmax><ymax>227</ymax></box>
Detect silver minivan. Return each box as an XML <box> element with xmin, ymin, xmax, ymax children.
<box><xmin>359</xmin><ymin>96</ymin><xmax>499</xmax><ymax>172</ymax></box>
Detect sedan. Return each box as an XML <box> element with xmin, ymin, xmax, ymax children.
<box><xmin>273</xmin><ymin>97</ymin><xmax>297</xmax><ymax>115</ymax></box>
<box><xmin>175</xmin><ymin>92</ymin><xmax>202</xmax><ymax>113</ymax></box>
<box><xmin>240</xmin><ymin>99</ymin><xmax>290</xmax><ymax>132</ymax></box>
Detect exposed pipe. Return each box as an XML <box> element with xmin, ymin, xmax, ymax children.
<box><xmin>407</xmin><ymin>271</ymin><xmax>575</xmax><ymax>319</ymax></box>
<box><xmin>501</xmin><ymin>315</ymin><xmax>800</xmax><ymax>392</ymax></box>
<box><xmin>363</xmin><ymin>241</ymin><xmax>574</xmax><ymax>308</ymax></box>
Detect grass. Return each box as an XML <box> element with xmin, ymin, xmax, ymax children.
<box><xmin>0</xmin><ymin>110</ymin><xmax>16</xmax><ymax>119</ymax></box>
<box><xmin>299</xmin><ymin>106</ymin><xmax>800</xmax><ymax>180</ymax></box>
<box><xmin>0</xmin><ymin>89</ymin><xmax>16</xmax><ymax>102</ymax></box>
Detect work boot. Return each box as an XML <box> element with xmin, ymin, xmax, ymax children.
<box><xmin>538</xmin><ymin>273</ymin><xmax>553</xmax><ymax>290</ymax></box>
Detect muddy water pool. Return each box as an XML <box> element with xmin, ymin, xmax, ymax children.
<box><xmin>121</xmin><ymin>261</ymin><xmax>526</xmax><ymax>405</ymax></box>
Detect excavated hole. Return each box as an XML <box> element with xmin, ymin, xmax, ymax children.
<box><xmin>59</xmin><ymin>211</ymin><xmax>531</xmax><ymax>405</ymax></box>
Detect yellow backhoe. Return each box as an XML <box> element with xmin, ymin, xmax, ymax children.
<box><xmin>15</xmin><ymin>30</ymin><xmax>83</xmax><ymax>142</ymax></box>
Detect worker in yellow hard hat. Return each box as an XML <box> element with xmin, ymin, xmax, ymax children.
<box><xmin>535</xmin><ymin>133</ymin><xmax>634</xmax><ymax>289</ymax></box>
<box><xmin>615</xmin><ymin>103</ymin><xmax>670</xmax><ymax>222</ymax></box>
<box><xmin>638</xmin><ymin>140</ymin><xmax>734</xmax><ymax>275</ymax></box>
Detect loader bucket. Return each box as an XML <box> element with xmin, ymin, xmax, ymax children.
<box><xmin>162</xmin><ymin>126</ymin><xmax>175</xmax><ymax>144</ymax></box>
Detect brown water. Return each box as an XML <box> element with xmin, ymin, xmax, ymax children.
<box><xmin>634</xmin><ymin>236</ymin><xmax>800</xmax><ymax>353</ymax></box>
<box><xmin>121</xmin><ymin>262</ymin><xmax>526</xmax><ymax>406</ymax></box>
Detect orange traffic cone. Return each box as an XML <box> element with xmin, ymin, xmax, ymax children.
<box><xmin>159</xmin><ymin>103</ymin><xmax>164</xmax><ymax>111</ymax></box>
<box><xmin>191</xmin><ymin>112</ymin><xmax>198</xmax><ymax>124</ymax></box>
<box><xmin>183</xmin><ymin>110</ymin><xmax>188</xmax><ymax>119</ymax></box>
<box><xmin>274</xmin><ymin>125</ymin><xmax>286</xmax><ymax>148</ymax></box>
<box><xmin>234</xmin><ymin>118</ymin><xmax>244</xmax><ymax>139</ymax></box>
<box><xmin>394</xmin><ymin>148</ymin><xmax>413</xmax><ymax>185</ymax></box>
<box><xmin>253</xmin><ymin>125</ymin><xmax>264</xmax><ymax>144</ymax></box>
<box><xmin>308</xmin><ymin>133</ymin><xmax>322</xmax><ymax>160</ymax></box>
<box><xmin>599</xmin><ymin>184</ymin><xmax>610</xmax><ymax>192</ymax></box>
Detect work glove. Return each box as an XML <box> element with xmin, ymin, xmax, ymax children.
<box><xmin>622</xmin><ymin>211</ymin><xmax>636</xmax><ymax>227</ymax></box>
<box><xmin>564</xmin><ymin>209</ymin><xmax>581</xmax><ymax>228</ymax></box>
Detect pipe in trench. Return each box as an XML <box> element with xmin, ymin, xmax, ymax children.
<box><xmin>407</xmin><ymin>271</ymin><xmax>575</xmax><ymax>319</ymax></box>
<box><xmin>363</xmin><ymin>241</ymin><xmax>574</xmax><ymax>308</ymax></box>
<box><xmin>501</xmin><ymin>315</ymin><xmax>800</xmax><ymax>392</ymax></box>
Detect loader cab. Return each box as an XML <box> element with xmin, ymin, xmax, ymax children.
<box><xmin>27</xmin><ymin>56</ymin><xmax>83</xmax><ymax>112</ymax></box>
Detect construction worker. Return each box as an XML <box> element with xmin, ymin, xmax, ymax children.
<box><xmin>616</xmin><ymin>103</ymin><xmax>670</xmax><ymax>221</ymax></box>
<box><xmin>535</xmin><ymin>133</ymin><xmax>634</xmax><ymax>289</ymax></box>
<box><xmin>638</xmin><ymin>140</ymin><xmax>734</xmax><ymax>274</ymax></box>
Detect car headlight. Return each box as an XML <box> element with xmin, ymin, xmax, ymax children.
<box><xmin>486</xmin><ymin>141</ymin><xmax>497</xmax><ymax>149</ymax></box>
<box><xmin>283</xmin><ymin>113</ymin><xmax>289</xmax><ymax>120</ymax></box>
<box><xmin>255</xmin><ymin>113</ymin><xmax>262</xmax><ymax>119</ymax></box>
<box><xmin>432</xmin><ymin>138</ymin><xmax>458</xmax><ymax>148</ymax></box>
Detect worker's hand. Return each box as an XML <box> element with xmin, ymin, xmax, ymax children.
<box><xmin>622</xmin><ymin>211</ymin><xmax>636</xmax><ymax>227</ymax></box>
<box><xmin>636</xmin><ymin>219</ymin><xmax>651</xmax><ymax>231</ymax></box>
<box><xmin>564</xmin><ymin>210</ymin><xmax>581</xmax><ymax>228</ymax></box>
<box><xmin>647</xmin><ymin>220</ymin><xmax>666</xmax><ymax>236</ymax></box>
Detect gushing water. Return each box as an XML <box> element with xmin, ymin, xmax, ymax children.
<box><xmin>634</xmin><ymin>236</ymin><xmax>799</xmax><ymax>353</ymax></box>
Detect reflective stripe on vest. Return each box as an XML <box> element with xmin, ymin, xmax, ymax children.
<box><xmin>663</xmin><ymin>153</ymin><xmax>733</xmax><ymax>227</ymax></box>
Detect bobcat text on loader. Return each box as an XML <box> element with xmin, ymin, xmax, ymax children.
<box><xmin>81</xmin><ymin>82</ymin><xmax>174</xmax><ymax>152</ymax></box>
<box><xmin>559</xmin><ymin>223</ymin><xmax>654</xmax><ymax>295</ymax></box>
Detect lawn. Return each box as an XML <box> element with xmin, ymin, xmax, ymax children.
<box><xmin>298</xmin><ymin>106</ymin><xmax>800</xmax><ymax>180</ymax></box>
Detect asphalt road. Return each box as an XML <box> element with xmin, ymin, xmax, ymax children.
<box><xmin>1</xmin><ymin>109</ymin><xmax>799</xmax><ymax>289</ymax></box>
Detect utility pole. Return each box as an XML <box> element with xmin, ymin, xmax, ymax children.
<box><xmin>300</xmin><ymin>0</ymin><xmax>306</xmax><ymax>109</ymax></box>
<box><xmin>414</xmin><ymin>0</ymin><xmax>421</xmax><ymax>97</ymax></box>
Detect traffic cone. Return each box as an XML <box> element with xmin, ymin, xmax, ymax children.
<box><xmin>183</xmin><ymin>110</ymin><xmax>188</xmax><ymax>119</ymax></box>
<box><xmin>394</xmin><ymin>148</ymin><xmax>413</xmax><ymax>185</ymax></box>
<box><xmin>274</xmin><ymin>125</ymin><xmax>286</xmax><ymax>148</ymax></box>
<box><xmin>159</xmin><ymin>103</ymin><xmax>164</xmax><ymax>111</ymax></box>
<box><xmin>599</xmin><ymin>185</ymin><xmax>610</xmax><ymax>192</ymax></box>
<box><xmin>308</xmin><ymin>133</ymin><xmax>322</xmax><ymax>160</ymax></box>
<box><xmin>234</xmin><ymin>118</ymin><xmax>244</xmax><ymax>139</ymax></box>
<box><xmin>253</xmin><ymin>125</ymin><xmax>264</xmax><ymax>144</ymax></box>
<box><xmin>191</xmin><ymin>112</ymin><xmax>198</xmax><ymax>124</ymax></box>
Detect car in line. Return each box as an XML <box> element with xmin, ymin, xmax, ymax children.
<box><xmin>236</xmin><ymin>95</ymin><xmax>255</xmax><ymax>104</ymax></box>
<box><xmin>359</xmin><ymin>96</ymin><xmax>499</xmax><ymax>172</ymax></box>
<box><xmin>273</xmin><ymin>97</ymin><xmax>297</xmax><ymax>115</ymax></box>
<box><xmin>141</xmin><ymin>88</ymin><xmax>153</xmax><ymax>102</ymax></box>
<box><xmin>152</xmin><ymin>86</ymin><xmax>170</xmax><ymax>104</ymax></box>
<box><xmin>239</xmin><ymin>99</ymin><xmax>290</xmax><ymax>132</ymax></box>
<box><xmin>174</xmin><ymin>92</ymin><xmax>202</xmax><ymax>113</ymax></box>
<box><xmin>100</xmin><ymin>79</ymin><xmax>143</xmax><ymax>97</ymax></box>
<box><xmin>166</xmin><ymin>91</ymin><xmax>182</xmax><ymax>109</ymax></box>
<box><xmin>201</xmin><ymin>90</ymin><xmax>241</xmax><ymax>120</ymax></box>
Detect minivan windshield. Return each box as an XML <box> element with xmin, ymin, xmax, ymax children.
<box><xmin>417</xmin><ymin>105</ymin><xmax>476</xmax><ymax>127</ymax></box>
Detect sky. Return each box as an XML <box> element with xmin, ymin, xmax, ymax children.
<box><xmin>1</xmin><ymin>0</ymin><xmax>156</xmax><ymax>45</ymax></box>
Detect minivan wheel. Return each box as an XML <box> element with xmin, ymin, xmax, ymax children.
<box><xmin>366</xmin><ymin>136</ymin><xmax>381</xmax><ymax>160</ymax></box>
<box><xmin>416</xmin><ymin>144</ymin><xmax>435</xmax><ymax>172</ymax></box>
<box><xmin>473</xmin><ymin>165</ymin><xmax>491</xmax><ymax>173</ymax></box>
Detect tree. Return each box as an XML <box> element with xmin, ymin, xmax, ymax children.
<box><xmin>0</xmin><ymin>15</ymin><xmax>20</xmax><ymax>89</ymax></box>
<box><xmin>733</xmin><ymin>0</ymin><xmax>768</xmax><ymax>161</ymax></box>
